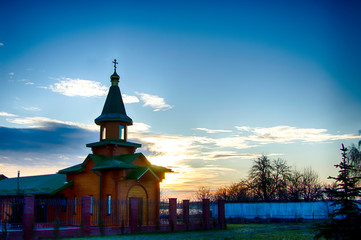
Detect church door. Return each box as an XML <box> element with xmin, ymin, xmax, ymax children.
<box><xmin>127</xmin><ymin>185</ymin><xmax>148</xmax><ymax>225</ymax></box>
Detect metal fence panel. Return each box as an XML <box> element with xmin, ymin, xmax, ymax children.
<box><xmin>0</xmin><ymin>197</ymin><xmax>24</xmax><ymax>229</ymax></box>
<box><xmin>34</xmin><ymin>198</ymin><xmax>81</xmax><ymax>227</ymax></box>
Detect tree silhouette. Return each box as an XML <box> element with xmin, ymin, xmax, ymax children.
<box><xmin>316</xmin><ymin>144</ymin><xmax>361</xmax><ymax>239</ymax></box>
<box><xmin>248</xmin><ymin>155</ymin><xmax>290</xmax><ymax>201</ymax></box>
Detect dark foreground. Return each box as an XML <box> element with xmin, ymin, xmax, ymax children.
<box><xmin>57</xmin><ymin>222</ymin><xmax>322</xmax><ymax>240</ymax></box>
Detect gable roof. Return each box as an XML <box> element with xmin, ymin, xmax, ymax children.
<box><xmin>90</xmin><ymin>154</ymin><xmax>139</xmax><ymax>170</ymax></box>
<box><xmin>57</xmin><ymin>163</ymin><xmax>84</xmax><ymax>174</ymax></box>
<box><xmin>0</xmin><ymin>174</ymin><xmax>73</xmax><ymax>196</ymax></box>
<box><xmin>58</xmin><ymin>153</ymin><xmax>143</xmax><ymax>174</ymax></box>
<box><xmin>126</xmin><ymin>167</ymin><xmax>160</xmax><ymax>180</ymax></box>
<box><xmin>149</xmin><ymin>165</ymin><xmax>173</xmax><ymax>176</ymax></box>
<box><xmin>58</xmin><ymin>153</ymin><xmax>172</xmax><ymax>180</ymax></box>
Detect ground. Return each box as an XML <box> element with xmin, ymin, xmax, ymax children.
<box><xmin>57</xmin><ymin>222</ymin><xmax>323</xmax><ymax>240</ymax></box>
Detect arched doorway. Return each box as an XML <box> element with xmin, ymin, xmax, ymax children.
<box><xmin>127</xmin><ymin>184</ymin><xmax>148</xmax><ymax>225</ymax></box>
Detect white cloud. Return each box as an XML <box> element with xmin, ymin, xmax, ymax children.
<box><xmin>140</xmin><ymin>135</ymin><xmax>208</xmax><ymax>159</ymax></box>
<box><xmin>49</xmin><ymin>78</ymin><xmax>108</xmax><ymax>97</ymax></box>
<box><xmin>17</xmin><ymin>79</ymin><xmax>34</xmax><ymax>85</ymax></box>
<box><xmin>235</xmin><ymin>126</ymin><xmax>252</xmax><ymax>132</ymax></box>
<box><xmin>234</xmin><ymin>125</ymin><xmax>359</xmax><ymax>144</ymax></box>
<box><xmin>5</xmin><ymin>116</ymin><xmax>98</xmax><ymax>131</ymax></box>
<box><xmin>129</xmin><ymin>122</ymin><xmax>151</xmax><ymax>133</ymax></box>
<box><xmin>0</xmin><ymin>43</ymin><xmax>4</xmax><ymax>46</ymax></box>
<box><xmin>204</xmin><ymin>151</ymin><xmax>262</xmax><ymax>160</ymax></box>
<box><xmin>2</xmin><ymin>114</ymin><xmax>358</xmax><ymax>193</ymax></box>
<box><xmin>8</xmin><ymin>72</ymin><xmax>14</xmax><ymax>76</ymax></box>
<box><xmin>131</xmin><ymin>132</ymin><xmax>213</xmax><ymax>168</ymax></box>
<box><xmin>214</xmin><ymin>136</ymin><xmax>256</xmax><ymax>149</ymax></box>
<box><xmin>22</xmin><ymin>107</ymin><xmax>41</xmax><ymax>111</ymax></box>
<box><xmin>0</xmin><ymin>112</ymin><xmax>18</xmax><ymax>117</ymax></box>
<box><xmin>123</xmin><ymin>94</ymin><xmax>140</xmax><ymax>104</ymax></box>
<box><xmin>136</xmin><ymin>92</ymin><xmax>173</xmax><ymax>111</ymax></box>
<box><xmin>196</xmin><ymin>127</ymin><xmax>232</xmax><ymax>134</ymax></box>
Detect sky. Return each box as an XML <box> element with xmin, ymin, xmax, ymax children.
<box><xmin>1</xmin><ymin>0</ymin><xmax>361</xmax><ymax>198</ymax></box>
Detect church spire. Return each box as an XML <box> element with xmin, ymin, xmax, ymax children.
<box><xmin>95</xmin><ymin>59</ymin><xmax>132</xmax><ymax>125</ymax></box>
<box><xmin>87</xmin><ymin>60</ymin><xmax>141</xmax><ymax>156</ymax></box>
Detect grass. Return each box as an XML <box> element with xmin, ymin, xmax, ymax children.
<box><xmin>60</xmin><ymin>222</ymin><xmax>322</xmax><ymax>240</ymax></box>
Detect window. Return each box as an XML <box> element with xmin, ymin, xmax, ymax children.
<box><xmin>61</xmin><ymin>198</ymin><xmax>67</xmax><ymax>212</ymax></box>
<box><xmin>107</xmin><ymin>195</ymin><xmax>111</xmax><ymax>215</ymax></box>
<box><xmin>119</xmin><ymin>125</ymin><xmax>124</xmax><ymax>140</ymax></box>
<box><xmin>101</xmin><ymin>126</ymin><xmax>106</xmax><ymax>140</ymax></box>
<box><xmin>73</xmin><ymin>196</ymin><xmax>77</xmax><ymax>214</ymax></box>
<box><xmin>90</xmin><ymin>196</ymin><xmax>93</xmax><ymax>215</ymax></box>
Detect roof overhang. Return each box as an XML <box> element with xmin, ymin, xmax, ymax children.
<box><xmin>86</xmin><ymin>139</ymin><xmax>141</xmax><ymax>148</ymax></box>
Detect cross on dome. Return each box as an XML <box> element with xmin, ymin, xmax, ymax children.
<box><xmin>112</xmin><ymin>59</ymin><xmax>118</xmax><ymax>72</ymax></box>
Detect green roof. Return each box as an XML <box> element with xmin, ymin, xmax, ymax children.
<box><xmin>116</xmin><ymin>153</ymin><xmax>143</xmax><ymax>164</ymax></box>
<box><xmin>95</xmin><ymin>84</ymin><xmax>133</xmax><ymax>124</ymax></box>
<box><xmin>58</xmin><ymin>153</ymin><xmax>172</xmax><ymax>180</ymax></box>
<box><xmin>58</xmin><ymin>153</ymin><xmax>142</xmax><ymax>173</ymax></box>
<box><xmin>86</xmin><ymin>139</ymin><xmax>141</xmax><ymax>148</ymax></box>
<box><xmin>0</xmin><ymin>174</ymin><xmax>73</xmax><ymax>196</ymax></box>
<box><xmin>90</xmin><ymin>154</ymin><xmax>139</xmax><ymax>170</ymax></box>
<box><xmin>58</xmin><ymin>164</ymin><xmax>84</xmax><ymax>174</ymax></box>
<box><xmin>126</xmin><ymin>165</ymin><xmax>172</xmax><ymax>180</ymax></box>
<box><xmin>126</xmin><ymin>167</ymin><xmax>159</xmax><ymax>180</ymax></box>
<box><xmin>149</xmin><ymin>165</ymin><xmax>173</xmax><ymax>175</ymax></box>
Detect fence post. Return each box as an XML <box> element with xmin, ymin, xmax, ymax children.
<box><xmin>81</xmin><ymin>196</ymin><xmax>91</xmax><ymax>236</ymax></box>
<box><xmin>23</xmin><ymin>195</ymin><xmax>35</xmax><ymax>240</ymax></box>
<box><xmin>202</xmin><ymin>199</ymin><xmax>211</xmax><ymax>230</ymax></box>
<box><xmin>182</xmin><ymin>200</ymin><xmax>189</xmax><ymax>230</ymax></box>
<box><xmin>168</xmin><ymin>198</ymin><xmax>177</xmax><ymax>231</ymax></box>
<box><xmin>129</xmin><ymin>197</ymin><xmax>139</xmax><ymax>233</ymax></box>
<box><xmin>217</xmin><ymin>199</ymin><xmax>226</xmax><ymax>229</ymax></box>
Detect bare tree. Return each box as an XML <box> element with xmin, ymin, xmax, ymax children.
<box><xmin>213</xmin><ymin>186</ymin><xmax>228</xmax><ymax>201</ymax></box>
<box><xmin>160</xmin><ymin>188</ymin><xmax>170</xmax><ymax>201</ymax></box>
<box><xmin>348</xmin><ymin>143</ymin><xmax>361</xmax><ymax>184</ymax></box>
<box><xmin>248</xmin><ymin>155</ymin><xmax>274</xmax><ymax>201</ymax></box>
<box><xmin>213</xmin><ymin>180</ymin><xmax>254</xmax><ymax>202</ymax></box>
<box><xmin>228</xmin><ymin>181</ymin><xmax>253</xmax><ymax>202</ymax></box>
<box><xmin>194</xmin><ymin>186</ymin><xmax>213</xmax><ymax>201</ymax></box>
<box><xmin>248</xmin><ymin>156</ymin><xmax>290</xmax><ymax>201</ymax></box>
<box><xmin>346</xmin><ymin>131</ymin><xmax>361</xmax><ymax>185</ymax></box>
<box><xmin>248</xmin><ymin>155</ymin><xmax>324</xmax><ymax>202</ymax></box>
<box><xmin>272</xmin><ymin>159</ymin><xmax>291</xmax><ymax>201</ymax></box>
<box><xmin>301</xmin><ymin>167</ymin><xmax>322</xmax><ymax>201</ymax></box>
<box><xmin>288</xmin><ymin>169</ymin><xmax>303</xmax><ymax>201</ymax></box>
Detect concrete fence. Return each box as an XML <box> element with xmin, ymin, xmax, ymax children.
<box><xmin>211</xmin><ymin>201</ymin><xmax>336</xmax><ymax>220</ymax></box>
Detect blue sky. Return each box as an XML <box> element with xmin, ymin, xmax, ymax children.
<box><xmin>1</xmin><ymin>0</ymin><xmax>361</xmax><ymax>197</ymax></box>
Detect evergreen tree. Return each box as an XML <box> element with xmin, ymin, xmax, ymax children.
<box><xmin>316</xmin><ymin>144</ymin><xmax>361</xmax><ymax>239</ymax></box>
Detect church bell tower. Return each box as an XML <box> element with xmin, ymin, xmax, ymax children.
<box><xmin>86</xmin><ymin>59</ymin><xmax>141</xmax><ymax>156</ymax></box>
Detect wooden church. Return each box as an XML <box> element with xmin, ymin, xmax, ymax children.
<box><xmin>0</xmin><ymin>60</ymin><xmax>171</xmax><ymax>226</ymax></box>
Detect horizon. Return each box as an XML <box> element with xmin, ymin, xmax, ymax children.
<box><xmin>1</xmin><ymin>0</ymin><xmax>361</xmax><ymax>199</ymax></box>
